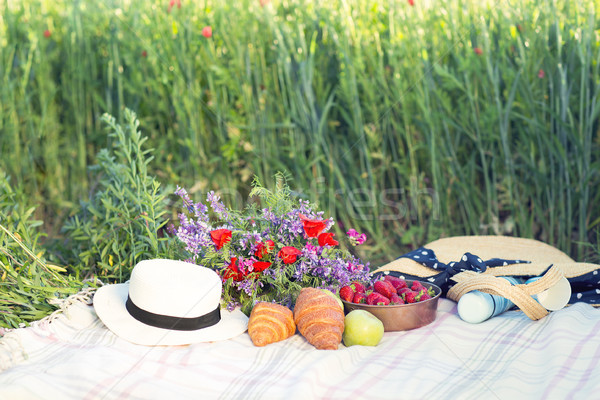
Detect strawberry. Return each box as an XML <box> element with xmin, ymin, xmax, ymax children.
<box><xmin>420</xmin><ymin>292</ymin><xmax>432</xmax><ymax>301</ymax></box>
<box><xmin>390</xmin><ymin>293</ymin><xmax>404</xmax><ymax>305</ymax></box>
<box><xmin>383</xmin><ymin>275</ymin><xmax>408</xmax><ymax>291</ymax></box>
<box><xmin>367</xmin><ymin>291</ymin><xmax>389</xmax><ymax>305</ymax></box>
<box><xmin>404</xmin><ymin>290</ymin><xmax>420</xmax><ymax>304</ymax></box>
<box><xmin>397</xmin><ymin>287</ymin><xmax>411</xmax><ymax>299</ymax></box>
<box><xmin>339</xmin><ymin>285</ymin><xmax>355</xmax><ymax>302</ymax></box>
<box><xmin>374</xmin><ymin>280</ymin><xmax>396</xmax><ymax>299</ymax></box>
<box><xmin>376</xmin><ymin>296</ymin><xmax>390</xmax><ymax>306</ymax></box>
<box><xmin>366</xmin><ymin>292</ymin><xmax>378</xmax><ymax>305</ymax></box>
<box><xmin>352</xmin><ymin>292</ymin><xmax>367</xmax><ymax>304</ymax></box>
<box><xmin>411</xmin><ymin>280</ymin><xmax>426</xmax><ymax>292</ymax></box>
<box><xmin>351</xmin><ymin>281</ymin><xmax>366</xmax><ymax>294</ymax></box>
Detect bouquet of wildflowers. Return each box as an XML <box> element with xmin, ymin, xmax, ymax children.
<box><xmin>169</xmin><ymin>175</ymin><xmax>370</xmax><ymax>315</ymax></box>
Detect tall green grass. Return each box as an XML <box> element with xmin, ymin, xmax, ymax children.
<box><xmin>0</xmin><ymin>171</ymin><xmax>82</xmax><ymax>328</ymax></box>
<box><xmin>1</xmin><ymin>0</ymin><xmax>599</xmax><ymax>265</ymax></box>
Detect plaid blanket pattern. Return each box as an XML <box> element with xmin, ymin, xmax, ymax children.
<box><xmin>1</xmin><ymin>298</ymin><xmax>600</xmax><ymax>399</ymax></box>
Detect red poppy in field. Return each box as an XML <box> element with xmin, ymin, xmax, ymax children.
<box><xmin>252</xmin><ymin>261</ymin><xmax>272</xmax><ymax>273</ymax></box>
<box><xmin>255</xmin><ymin>240</ymin><xmax>275</xmax><ymax>259</ymax></box>
<box><xmin>318</xmin><ymin>232</ymin><xmax>339</xmax><ymax>247</ymax></box>
<box><xmin>473</xmin><ymin>47</ymin><xmax>483</xmax><ymax>55</ymax></box>
<box><xmin>299</xmin><ymin>214</ymin><xmax>327</xmax><ymax>238</ymax></box>
<box><xmin>168</xmin><ymin>0</ymin><xmax>181</xmax><ymax>12</ymax></box>
<box><xmin>538</xmin><ymin>69</ymin><xmax>545</xmax><ymax>79</ymax></box>
<box><xmin>43</xmin><ymin>30</ymin><xmax>51</xmax><ymax>38</ymax></box>
<box><xmin>278</xmin><ymin>246</ymin><xmax>302</xmax><ymax>264</ymax></box>
<box><xmin>223</xmin><ymin>257</ymin><xmax>245</xmax><ymax>281</ymax></box>
<box><xmin>202</xmin><ymin>26</ymin><xmax>213</xmax><ymax>38</ymax></box>
<box><xmin>210</xmin><ymin>228</ymin><xmax>232</xmax><ymax>250</ymax></box>
<box><xmin>408</xmin><ymin>0</ymin><xmax>415</xmax><ymax>6</ymax></box>
<box><xmin>141</xmin><ymin>50</ymin><xmax>148</xmax><ymax>58</ymax></box>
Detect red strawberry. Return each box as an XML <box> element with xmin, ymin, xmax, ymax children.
<box><xmin>351</xmin><ymin>281</ymin><xmax>366</xmax><ymax>294</ymax></box>
<box><xmin>352</xmin><ymin>292</ymin><xmax>367</xmax><ymax>304</ymax></box>
<box><xmin>397</xmin><ymin>287</ymin><xmax>411</xmax><ymax>299</ymax></box>
<box><xmin>339</xmin><ymin>285</ymin><xmax>355</xmax><ymax>302</ymax></box>
<box><xmin>411</xmin><ymin>281</ymin><xmax>426</xmax><ymax>292</ymax></box>
<box><xmin>367</xmin><ymin>292</ymin><xmax>389</xmax><ymax>305</ymax></box>
<box><xmin>383</xmin><ymin>275</ymin><xmax>408</xmax><ymax>291</ymax></box>
<box><xmin>405</xmin><ymin>290</ymin><xmax>419</xmax><ymax>304</ymax></box>
<box><xmin>420</xmin><ymin>292</ymin><xmax>432</xmax><ymax>301</ymax></box>
<box><xmin>366</xmin><ymin>292</ymin><xmax>378</xmax><ymax>305</ymax></box>
<box><xmin>390</xmin><ymin>294</ymin><xmax>404</xmax><ymax>305</ymax></box>
<box><xmin>376</xmin><ymin>296</ymin><xmax>390</xmax><ymax>306</ymax></box>
<box><xmin>374</xmin><ymin>280</ymin><xmax>396</xmax><ymax>298</ymax></box>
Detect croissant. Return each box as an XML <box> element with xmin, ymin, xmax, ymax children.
<box><xmin>248</xmin><ymin>302</ymin><xmax>296</xmax><ymax>347</ymax></box>
<box><xmin>293</xmin><ymin>288</ymin><xmax>345</xmax><ymax>350</ymax></box>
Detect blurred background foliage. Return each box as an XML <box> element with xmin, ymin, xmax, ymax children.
<box><xmin>1</xmin><ymin>0</ymin><xmax>600</xmax><ymax>326</ymax></box>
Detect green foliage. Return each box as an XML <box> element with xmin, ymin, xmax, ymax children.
<box><xmin>0</xmin><ymin>172</ymin><xmax>81</xmax><ymax>329</ymax></box>
<box><xmin>61</xmin><ymin>109</ymin><xmax>173</xmax><ymax>282</ymax></box>
<box><xmin>1</xmin><ymin>0</ymin><xmax>599</xmax><ymax>267</ymax></box>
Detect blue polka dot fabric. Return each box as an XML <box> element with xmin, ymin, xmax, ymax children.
<box><xmin>373</xmin><ymin>247</ymin><xmax>528</xmax><ymax>296</ymax></box>
<box><xmin>566</xmin><ymin>270</ymin><xmax>600</xmax><ymax>305</ymax></box>
<box><xmin>374</xmin><ymin>247</ymin><xmax>600</xmax><ymax>305</ymax></box>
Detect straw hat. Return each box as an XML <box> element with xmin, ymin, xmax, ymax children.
<box><xmin>374</xmin><ymin>236</ymin><xmax>600</xmax><ymax>320</ymax></box>
<box><xmin>93</xmin><ymin>259</ymin><xmax>248</xmax><ymax>346</ymax></box>
<box><xmin>376</xmin><ymin>236</ymin><xmax>598</xmax><ymax>278</ymax></box>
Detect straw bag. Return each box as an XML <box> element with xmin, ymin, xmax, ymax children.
<box><xmin>374</xmin><ymin>236</ymin><xmax>600</xmax><ymax>320</ymax></box>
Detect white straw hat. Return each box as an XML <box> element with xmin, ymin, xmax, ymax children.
<box><xmin>93</xmin><ymin>259</ymin><xmax>248</xmax><ymax>346</ymax></box>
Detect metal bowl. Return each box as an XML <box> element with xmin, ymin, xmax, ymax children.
<box><xmin>341</xmin><ymin>280</ymin><xmax>442</xmax><ymax>332</ymax></box>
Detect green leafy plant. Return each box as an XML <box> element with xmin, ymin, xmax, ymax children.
<box><xmin>61</xmin><ymin>109</ymin><xmax>173</xmax><ymax>282</ymax></box>
<box><xmin>0</xmin><ymin>171</ymin><xmax>81</xmax><ymax>329</ymax></box>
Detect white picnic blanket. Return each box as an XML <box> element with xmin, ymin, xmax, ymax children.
<box><xmin>1</xmin><ymin>294</ymin><xmax>600</xmax><ymax>399</ymax></box>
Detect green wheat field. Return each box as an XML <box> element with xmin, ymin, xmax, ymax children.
<box><xmin>1</xmin><ymin>0</ymin><xmax>599</xmax><ymax>328</ymax></box>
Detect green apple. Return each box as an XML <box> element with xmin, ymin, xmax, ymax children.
<box><xmin>343</xmin><ymin>310</ymin><xmax>384</xmax><ymax>347</ymax></box>
<box><xmin>320</xmin><ymin>288</ymin><xmax>343</xmax><ymax>310</ymax></box>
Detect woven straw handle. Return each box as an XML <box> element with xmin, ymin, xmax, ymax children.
<box><xmin>447</xmin><ymin>265</ymin><xmax>565</xmax><ymax>320</ymax></box>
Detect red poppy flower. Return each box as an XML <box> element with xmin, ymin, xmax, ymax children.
<box><xmin>223</xmin><ymin>257</ymin><xmax>245</xmax><ymax>281</ymax></box>
<box><xmin>408</xmin><ymin>0</ymin><xmax>415</xmax><ymax>5</ymax></box>
<box><xmin>278</xmin><ymin>246</ymin><xmax>302</xmax><ymax>264</ymax></box>
<box><xmin>299</xmin><ymin>214</ymin><xmax>327</xmax><ymax>238</ymax></box>
<box><xmin>43</xmin><ymin>30</ymin><xmax>51</xmax><ymax>38</ymax></box>
<box><xmin>252</xmin><ymin>261</ymin><xmax>272</xmax><ymax>273</ymax></box>
<box><xmin>141</xmin><ymin>50</ymin><xmax>148</xmax><ymax>58</ymax></box>
<box><xmin>318</xmin><ymin>232</ymin><xmax>339</xmax><ymax>247</ymax></box>
<box><xmin>473</xmin><ymin>47</ymin><xmax>483</xmax><ymax>55</ymax></box>
<box><xmin>168</xmin><ymin>0</ymin><xmax>181</xmax><ymax>12</ymax></box>
<box><xmin>537</xmin><ymin>69</ymin><xmax>545</xmax><ymax>79</ymax></box>
<box><xmin>210</xmin><ymin>228</ymin><xmax>232</xmax><ymax>250</ymax></box>
<box><xmin>202</xmin><ymin>26</ymin><xmax>212</xmax><ymax>38</ymax></box>
<box><xmin>255</xmin><ymin>239</ymin><xmax>275</xmax><ymax>259</ymax></box>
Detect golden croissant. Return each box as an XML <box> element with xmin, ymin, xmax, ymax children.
<box><xmin>248</xmin><ymin>302</ymin><xmax>296</xmax><ymax>347</ymax></box>
<box><xmin>293</xmin><ymin>288</ymin><xmax>345</xmax><ymax>350</ymax></box>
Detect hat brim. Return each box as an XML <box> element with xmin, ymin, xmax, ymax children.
<box><xmin>93</xmin><ymin>283</ymin><xmax>248</xmax><ymax>346</ymax></box>
<box><xmin>375</xmin><ymin>236</ymin><xmax>600</xmax><ymax>278</ymax></box>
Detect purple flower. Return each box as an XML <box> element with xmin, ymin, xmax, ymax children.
<box><xmin>175</xmin><ymin>186</ymin><xmax>209</xmax><ymax>222</ymax></box>
<box><xmin>207</xmin><ymin>191</ymin><xmax>229</xmax><ymax>219</ymax></box>
<box><xmin>347</xmin><ymin>229</ymin><xmax>367</xmax><ymax>245</ymax></box>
